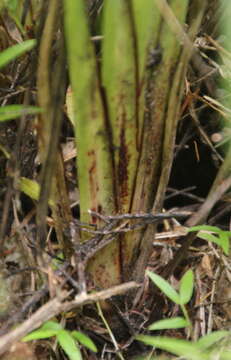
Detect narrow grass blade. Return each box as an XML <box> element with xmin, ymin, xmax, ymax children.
<box><xmin>0</xmin><ymin>105</ymin><xmax>41</xmax><ymax>122</ymax></box>
<box><xmin>0</xmin><ymin>40</ymin><xmax>36</xmax><ymax>69</ymax></box>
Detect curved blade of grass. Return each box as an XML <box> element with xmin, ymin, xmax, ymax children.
<box><xmin>0</xmin><ymin>39</ymin><xmax>36</xmax><ymax>69</ymax></box>
<box><xmin>147</xmin><ymin>270</ymin><xmax>180</xmax><ymax>304</ymax></box>
<box><xmin>180</xmin><ymin>269</ymin><xmax>194</xmax><ymax>305</ymax></box>
<box><xmin>57</xmin><ymin>330</ymin><xmax>82</xmax><ymax>360</ymax></box>
<box><xmin>149</xmin><ymin>317</ymin><xmax>188</xmax><ymax>331</ymax></box>
<box><xmin>195</xmin><ymin>231</ymin><xmax>228</xmax><ymax>254</ymax></box>
<box><xmin>71</xmin><ymin>331</ymin><xmax>97</xmax><ymax>353</ymax></box>
<box><xmin>136</xmin><ymin>335</ymin><xmax>209</xmax><ymax>360</ymax></box>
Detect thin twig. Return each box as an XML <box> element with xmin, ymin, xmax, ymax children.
<box><xmin>166</xmin><ymin>186</ymin><xmax>204</xmax><ymax>203</ymax></box>
<box><xmin>162</xmin><ymin>175</ymin><xmax>231</xmax><ymax>278</ymax></box>
<box><xmin>89</xmin><ymin>210</ymin><xmax>191</xmax><ymax>222</ymax></box>
<box><xmin>97</xmin><ymin>302</ymin><xmax>125</xmax><ymax>360</ymax></box>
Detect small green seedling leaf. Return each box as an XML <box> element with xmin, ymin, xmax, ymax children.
<box><xmin>0</xmin><ymin>105</ymin><xmax>41</xmax><ymax>122</ymax></box>
<box><xmin>22</xmin><ymin>329</ymin><xmax>60</xmax><ymax>341</ymax></box>
<box><xmin>22</xmin><ymin>321</ymin><xmax>62</xmax><ymax>341</ymax></box>
<box><xmin>180</xmin><ymin>269</ymin><xmax>194</xmax><ymax>305</ymax></box>
<box><xmin>40</xmin><ymin>320</ymin><xmax>63</xmax><ymax>331</ymax></box>
<box><xmin>149</xmin><ymin>317</ymin><xmax>189</xmax><ymax>331</ymax></box>
<box><xmin>57</xmin><ymin>330</ymin><xmax>82</xmax><ymax>360</ymax></box>
<box><xmin>197</xmin><ymin>330</ymin><xmax>229</xmax><ymax>350</ymax></box>
<box><xmin>71</xmin><ymin>331</ymin><xmax>97</xmax><ymax>352</ymax></box>
<box><xmin>0</xmin><ymin>40</ymin><xmax>36</xmax><ymax>69</ymax></box>
<box><xmin>147</xmin><ymin>270</ymin><xmax>180</xmax><ymax>304</ymax></box>
<box><xmin>136</xmin><ymin>336</ymin><xmax>208</xmax><ymax>360</ymax></box>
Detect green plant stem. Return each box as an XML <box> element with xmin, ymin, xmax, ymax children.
<box><xmin>180</xmin><ymin>304</ymin><xmax>192</xmax><ymax>335</ymax></box>
<box><xmin>96</xmin><ymin>302</ymin><xmax>125</xmax><ymax>360</ymax></box>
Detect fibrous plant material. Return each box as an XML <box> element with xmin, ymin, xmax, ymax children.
<box><xmin>64</xmin><ymin>0</ymin><xmax>208</xmax><ymax>288</ymax></box>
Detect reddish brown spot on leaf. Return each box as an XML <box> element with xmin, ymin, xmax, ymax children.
<box><xmin>117</xmin><ymin>114</ymin><xmax>130</xmax><ymax>207</ymax></box>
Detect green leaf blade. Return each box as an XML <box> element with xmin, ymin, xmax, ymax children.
<box><xmin>71</xmin><ymin>331</ymin><xmax>97</xmax><ymax>353</ymax></box>
<box><xmin>0</xmin><ymin>40</ymin><xmax>36</xmax><ymax>69</ymax></box>
<box><xmin>180</xmin><ymin>269</ymin><xmax>194</xmax><ymax>305</ymax></box>
<box><xmin>188</xmin><ymin>225</ymin><xmax>222</xmax><ymax>233</ymax></box>
<box><xmin>0</xmin><ymin>105</ymin><xmax>41</xmax><ymax>122</ymax></box>
<box><xmin>136</xmin><ymin>335</ymin><xmax>208</xmax><ymax>360</ymax></box>
<box><xmin>22</xmin><ymin>329</ymin><xmax>59</xmax><ymax>341</ymax></box>
<box><xmin>197</xmin><ymin>331</ymin><xmax>229</xmax><ymax>350</ymax></box>
<box><xmin>149</xmin><ymin>317</ymin><xmax>189</xmax><ymax>331</ymax></box>
<box><xmin>40</xmin><ymin>321</ymin><xmax>63</xmax><ymax>331</ymax></box>
<box><xmin>196</xmin><ymin>232</ymin><xmax>223</xmax><ymax>249</ymax></box>
<box><xmin>219</xmin><ymin>232</ymin><xmax>230</xmax><ymax>255</ymax></box>
<box><xmin>57</xmin><ymin>330</ymin><xmax>82</xmax><ymax>360</ymax></box>
<box><xmin>19</xmin><ymin>177</ymin><xmax>54</xmax><ymax>207</ymax></box>
<box><xmin>147</xmin><ymin>270</ymin><xmax>180</xmax><ymax>304</ymax></box>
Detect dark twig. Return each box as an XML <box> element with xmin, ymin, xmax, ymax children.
<box><xmin>89</xmin><ymin>210</ymin><xmax>191</xmax><ymax>222</ymax></box>
<box><xmin>166</xmin><ymin>186</ymin><xmax>204</xmax><ymax>203</ymax></box>
<box><xmin>76</xmin><ymin>211</ymin><xmax>192</xmax><ymax>265</ymax></box>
